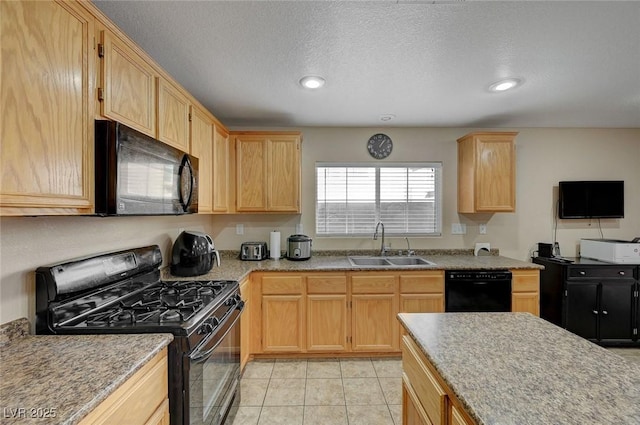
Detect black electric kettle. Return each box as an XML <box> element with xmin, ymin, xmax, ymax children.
<box><xmin>171</xmin><ymin>231</ymin><xmax>220</xmax><ymax>276</ymax></box>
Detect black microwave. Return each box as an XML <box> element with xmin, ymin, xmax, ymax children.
<box><xmin>95</xmin><ymin>120</ymin><xmax>198</xmax><ymax>216</ymax></box>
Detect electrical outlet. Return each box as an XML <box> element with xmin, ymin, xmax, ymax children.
<box><xmin>479</xmin><ymin>224</ymin><xmax>487</xmax><ymax>234</ymax></box>
<box><xmin>451</xmin><ymin>223</ymin><xmax>467</xmax><ymax>235</ymax></box>
<box><xmin>236</xmin><ymin>224</ymin><xmax>244</xmax><ymax>235</ymax></box>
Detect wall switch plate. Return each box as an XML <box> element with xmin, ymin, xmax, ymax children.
<box><xmin>451</xmin><ymin>223</ymin><xmax>467</xmax><ymax>235</ymax></box>
<box><xmin>479</xmin><ymin>224</ymin><xmax>487</xmax><ymax>234</ymax></box>
<box><xmin>236</xmin><ymin>224</ymin><xmax>244</xmax><ymax>235</ymax></box>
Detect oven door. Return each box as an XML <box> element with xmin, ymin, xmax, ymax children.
<box><xmin>186</xmin><ymin>306</ymin><xmax>242</xmax><ymax>425</ymax></box>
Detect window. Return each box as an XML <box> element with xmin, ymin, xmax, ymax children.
<box><xmin>316</xmin><ymin>162</ymin><xmax>442</xmax><ymax>236</ymax></box>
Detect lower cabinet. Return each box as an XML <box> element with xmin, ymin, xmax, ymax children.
<box><xmin>239</xmin><ymin>276</ymin><xmax>251</xmax><ymax>371</ymax></box>
<box><xmin>402</xmin><ymin>336</ymin><xmax>475</xmax><ymax>425</ymax></box>
<box><xmin>351</xmin><ymin>273</ymin><xmax>399</xmax><ymax>352</ymax></box>
<box><xmin>261</xmin><ymin>274</ymin><xmax>305</xmax><ymax>352</ymax></box>
<box><xmin>78</xmin><ymin>348</ymin><xmax>169</xmax><ymax>425</ymax></box>
<box><xmin>307</xmin><ymin>274</ymin><xmax>348</xmax><ymax>352</ymax></box>
<box><xmin>511</xmin><ymin>269</ymin><xmax>540</xmax><ymax>316</ymax></box>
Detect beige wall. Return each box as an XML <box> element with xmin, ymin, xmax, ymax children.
<box><xmin>1</xmin><ymin>127</ymin><xmax>639</xmax><ymax>325</ymax></box>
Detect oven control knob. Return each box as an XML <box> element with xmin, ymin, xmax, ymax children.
<box><xmin>199</xmin><ymin>317</ymin><xmax>219</xmax><ymax>334</ymax></box>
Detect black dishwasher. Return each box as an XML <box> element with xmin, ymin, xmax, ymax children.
<box><xmin>445</xmin><ymin>270</ymin><xmax>512</xmax><ymax>312</ymax></box>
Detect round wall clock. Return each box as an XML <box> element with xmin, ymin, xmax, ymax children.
<box><xmin>367</xmin><ymin>133</ymin><xmax>393</xmax><ymax>159</ymax></box>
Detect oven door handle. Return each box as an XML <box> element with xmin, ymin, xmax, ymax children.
<box><xmin>190</xmin><ymin>304</ymin><xmax>243</xmax><ymax>363</ymax></box>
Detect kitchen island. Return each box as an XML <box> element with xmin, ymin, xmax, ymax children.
<box><xmin>398</xmin><ymin>312</ymin><xmax>640</xmax><ymax>425</ymax></box>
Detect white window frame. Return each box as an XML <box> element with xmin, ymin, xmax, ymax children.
<box><xmin>315</xmin><ymin>162</ymin><xmax>443</xmax><ymax>237</ymax></box>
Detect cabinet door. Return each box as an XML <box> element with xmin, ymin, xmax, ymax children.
<box><xmin>1</xmin><ymin>0</ymin><xmax>94</xmax><ymax>215</ymax></box>
<box><xmin>352</xmin><ymin>294</ymin><xmax>399</xmax><ymax>351</ymax></box>
<box><xmin>157</xmin><ymin>77</ymin><xmax>190</xmax><ymax>152</ymax></box>
<box><xmin>267</xmin><ymin>136</ymin><xmax>301</xmax><ymax>212</ymax></box>
<box><xmin>212</xmin><ymin>125</ymin><xmax>230</xmax><ymax>213</ymax></box>
<box><xmin>307</xmin><ymin>294</ymin><xmax>348</xmax><ymax>352</ymax></box>
<box><xmin>235</xmin><ymin>137</ymin><xmax>267</xmax><ymax>211</ymax></box>
<box><xmin>100</xmin><ymin>29</ymin><xmax>156</xmax><ymax>136</ymax></box>
<box><xmin>457</xmin><ymin>132</ymin><xmax>517</xmax><ymax>213</ymax></box>
<box><xmin>190</xmin><ymin>105</ymin><xmax>213</xmax><ymax>213</ymax></box>
<box><xmin>239</xmin><ymin>278</ymin><xmax>251</xmax><ymax>371</ymax></box>
<box><xmin>402</xmin><ymin>378</ymin><xmax>433</xmax><ymax>425</ymax></box>
<box><xmin>564</xmin><ymin>282</ymin><xmax>598</xmax><ymax>340</ymax></box>
<box><xmin>262</xmin><ymin>295</ymin><xmax>304</xmax><ymax>352</ymax></box>
<box><xmin>600</xmin><ymin>280</ymin><xmax>635</xmax><ymax>342</ymax></box>
<box><xmin>512</xmin><ymin>292</ymin><xmax>540</xmax><ymax>316</ymax></box>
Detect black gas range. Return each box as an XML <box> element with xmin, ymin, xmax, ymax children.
<box><xmin>35</xmin><ymin>245</ymin><xmax>243</xmax><ymax>425</ymax></box>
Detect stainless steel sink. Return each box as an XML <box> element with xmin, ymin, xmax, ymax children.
<box><xmin>386</xmin><ymin>257</ymin><xmax>435</xmax><ymax>266</ymax></box>
<box><xmin>348</xmin><ymin>256</ymin><xmax>435</xmax><ymax>267</ymax></box>
<box><xmin>348</xmin><ymin>256</ymin><xmax>392</xmax><ymax>266</ymax></box>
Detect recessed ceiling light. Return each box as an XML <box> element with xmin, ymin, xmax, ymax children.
<box><xmin>299</xmin><ymin>76</ymin><xmax>325</xmax><ymax>89</ymax></box>
<box><xmin>380</xmin><ymin>114</ymin><xmax>396</xmax><ymax>122</ymax></box>
<box><xmin>488</xmin><ymin>78</ymin><xmax>523</xmax><ymax>92</ymax></box>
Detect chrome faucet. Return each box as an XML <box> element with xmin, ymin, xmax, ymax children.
<box><xmin>373</xmin><ymin>222</ymin><xmax>389</xmax><ymax>256</ymax></box>
<box><xmin>405</xmin><ymin>237</ymin><xmax>415</xmax><ymax>256</ymax></box>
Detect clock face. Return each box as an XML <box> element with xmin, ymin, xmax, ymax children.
<box><xmin>367</xmin><ymin>133</ymin><xmax>393</xmax><ymax>159</ymax></box>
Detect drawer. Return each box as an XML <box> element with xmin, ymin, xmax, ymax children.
<box><xmin>400</xmin><ymin>271</ymin><xmax>444</xmax><ymax>294</ymax></box>
<box><xmin>307</xmin><ymin>274</ymin><xmax>347</xmax><ymax>293</ymax></box>
<box><xmin>567</xmin><ymin>266</ymin><xmax>635</xmax><ymax>280</ymax></box>
<box><xmin>262</xmin><ymin>275</ymin><xmax>304</xmax><ymax>294</ymax></box>
<box><xmin>511</xmin><ymin>269</ymin><xmax>539</xmax><ymax>292</ymax></box>
<box><xmin>351</xmin><ymin>274</ymin><xmax>396</xmax><ymax>294</ymax></box>
<box><xmin>402</xmin><ymin>335</ymin><xmax>447</xmax><ymax>425</ymax></box>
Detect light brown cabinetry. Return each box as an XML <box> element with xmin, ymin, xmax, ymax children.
<box><xmin>190</xmin><ymin>105</ymin><xmax>214</xmax><ymax>213</ymax></box>
<box><xmin>157</xmin><ymin>77</ymin><xmax>190</xmax><ymax>152</ymax></box>
<box><xmin>240</xmin><ymin>276</ymin><xmax>251</xmax><ymax>371</ymax></box>
<box><xmin>261</xmin><ymin>275</ymin><xmax>305</xmax><ymax>352</ymax></box>
<box><xmin>399</xmin><ymin>271</ymin><xmax>445</xmax><ymax>314</ymax></box>
<box><xmin>233</xmin><ymin>132</ymin><xmax>301</xmax><ymax>213</ymax></box>
<box><xmin>213</xmin><ymin>125</ymin><xmax>231</xmax><ymax>213</ymax></box>
<box><xmin>1</xmin><ymin>0</ymin><xmax>94</xmax><ymax>215</ymax></box>
<box><xmin>307</xmin><ymin>274</ymin><xmax>348</xmax><ymax>352</ymax></box>
<box><xmin>78</xmin><ymin>348</ymin><xmax>169</xmax><ymax>425</ymax></box>
<box><xmin>98</xmin><ymin>29</ymin><xmax>157</xmax><ymax>137</ymax></box>
<box><xmin>511</xmin><ymin>269</ymin><xmax>540</xmax><ymax>316</ymax></box>
<box><xmin>402</xmin><ymin>335</ymin><xmax>476</xmax><ymax>425</ymax></box>
<box><xmin>457</xmin><ymin>132</ymin><xmax>517</xmax><ymax>213</ymax></box>
<box><xmin>351</xmin><ymin>273</ymin><xmax>399</xmax><ymax>352</ymax></box>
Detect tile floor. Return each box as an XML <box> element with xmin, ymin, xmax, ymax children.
<box><xmin>233</xmin><ymin>348</ymin><xmax>640</xmax><ymax>425</ymax></box>
<box><xmin>233</xmin><ymin>357</ymin><xmax>402</xmax><ymax>425</ymax></box>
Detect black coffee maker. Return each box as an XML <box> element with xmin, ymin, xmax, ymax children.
<box><xmin>171</xmin><ymin>231</ymin><xmax>220</xmax><ymax>276</ymax></box>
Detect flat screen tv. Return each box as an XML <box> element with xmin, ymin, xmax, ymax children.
<box><xmin>558</xmin><ymin>181</ymin><xmax>624</xmax><ymax>219</ymax></box>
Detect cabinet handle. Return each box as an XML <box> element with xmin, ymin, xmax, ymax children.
<box><xmin>618</xmin><ymin>271</ymin><xmax>625</xmax><ymax>276</ymax></box>
<box><xmin>579</xmin><ymin>271</ymin><xmax>586</xmax><ymax>276</ymax></box>
<box><xmin>602</xmin><ymin>310</ymin><xmax>608</xmax><ymax>315</ymax></box>
<box><xmin>592</xmin><ymin>310</ymin><xmax>599</xmax><ymax>315</ymax></box>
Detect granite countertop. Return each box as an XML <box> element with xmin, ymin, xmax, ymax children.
<box><xmin>397</xmin><ymin>312</ymin><xmax>640</xmax><ymax>425</ymax></box>
<box><xmin>0</xmin><ymin>322</ymin><xmax>173</xmax><ymax>425</ymax></box>
<box><xmin>163</xmin><ymin>251</ymin><xmax>542</xmax><ymax>282</ymax></box>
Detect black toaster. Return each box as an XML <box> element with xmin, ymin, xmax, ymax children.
<box><xmin>240</xmin><ymin>242</ymin><xmax>268</xmax><ymax>260</ymax></box>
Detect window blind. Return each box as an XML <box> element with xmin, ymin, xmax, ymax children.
<box><xmin>316</xmin><ymin>162</ymin><xmax>442</xmax><ymax>236</ymax></box>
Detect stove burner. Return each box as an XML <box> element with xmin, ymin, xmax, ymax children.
<box><xmin>160</xmin><ymin>309</ymin><xmax>183</xmax><ymax>322</ymax></box>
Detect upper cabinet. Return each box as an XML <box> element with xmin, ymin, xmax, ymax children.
<box><xmin>233</xmin><ymin>132</ymin><xmax>301</xmax><ymax>213</ymax></box>
<box><xmin>212</xmin><ymin>125</ymin><xmax>231</xmax><ymax>213</ymax></box>
<box><xmin>457</xmin><ymin>132</ymin><xmax>518</xmax><ymax>213</ymax></box>
<box><xmin>157</xmin><ymin>77</ymin><xmax>190</xmax><ymax>152</ymax></box>
<box><xmin>98</xmin><ymin>29</ymin><xmax>157</xmax><ymax>137</ymax></box>
<box><xmin>190</xmin><ymin>105</ymin><xmax>214</xmax><ymax>213</ymax></box>
<box><xmin>0</xmin><ymin>0</ymin><xmax>95</xmax><ymax>215</ymax></box>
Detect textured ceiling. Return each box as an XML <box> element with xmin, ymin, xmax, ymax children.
<box><xmin>93</xmin><ymin>1</ymin><xmax>640</xmax><ymax>128</ymax></box>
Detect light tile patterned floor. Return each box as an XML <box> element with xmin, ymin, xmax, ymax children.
<box><xmin>233</xmin><ymin>358</ymin><xmax>402</xmax><ymax>425</ymax></box>
<box><xmin>234</xmin><ymin>349</ymin><xmax>640</xmax><ymax>425</ymax></box>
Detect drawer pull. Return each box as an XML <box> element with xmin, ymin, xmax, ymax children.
<box><xmin>592</xmin><ymin>310</ymin><xmax>599</xmax><ymax>315</ymax></box>
<box><xmin>602</xmin><ymin>310</ymin><xmax>608</xmax><ymax>315</ymax></box>
<box><xmin>619</xmin><ymin>271</ymin><xmax>625</xmax><ymax>276</ymax></box>
<box><xmin>579</xmin><ymin>271</ymin><xmax>586</xmax><ymax>276</ymax></box>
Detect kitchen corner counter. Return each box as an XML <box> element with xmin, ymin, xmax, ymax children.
<box><xmin>398</xmin><ymin>312</ymin><xmax>640</xmax><ymax>425</ymax></box>
<box><xmin>0</xmin><ymin>332</ymin><xmax>173</xmax><ymax>425</ymax></box>
<box><xmin>162</xmin><ymin>253</ymin><xmax>542</xmax><ymax>282</ymax></box>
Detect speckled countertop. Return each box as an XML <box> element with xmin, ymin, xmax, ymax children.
<box><xmin>398</xmin><ymin>313</ymin><xmax>640</xmax><ymax>425</ymax></box>
<box><xmin>162</xmin><ymin>250</ymin><xmax>542</xmax><ymax>281</ymax></box>
<box><xmin>0</xmin><ymin>321</ymin><xmax>173</xmax><ymax>425</ymax></box>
